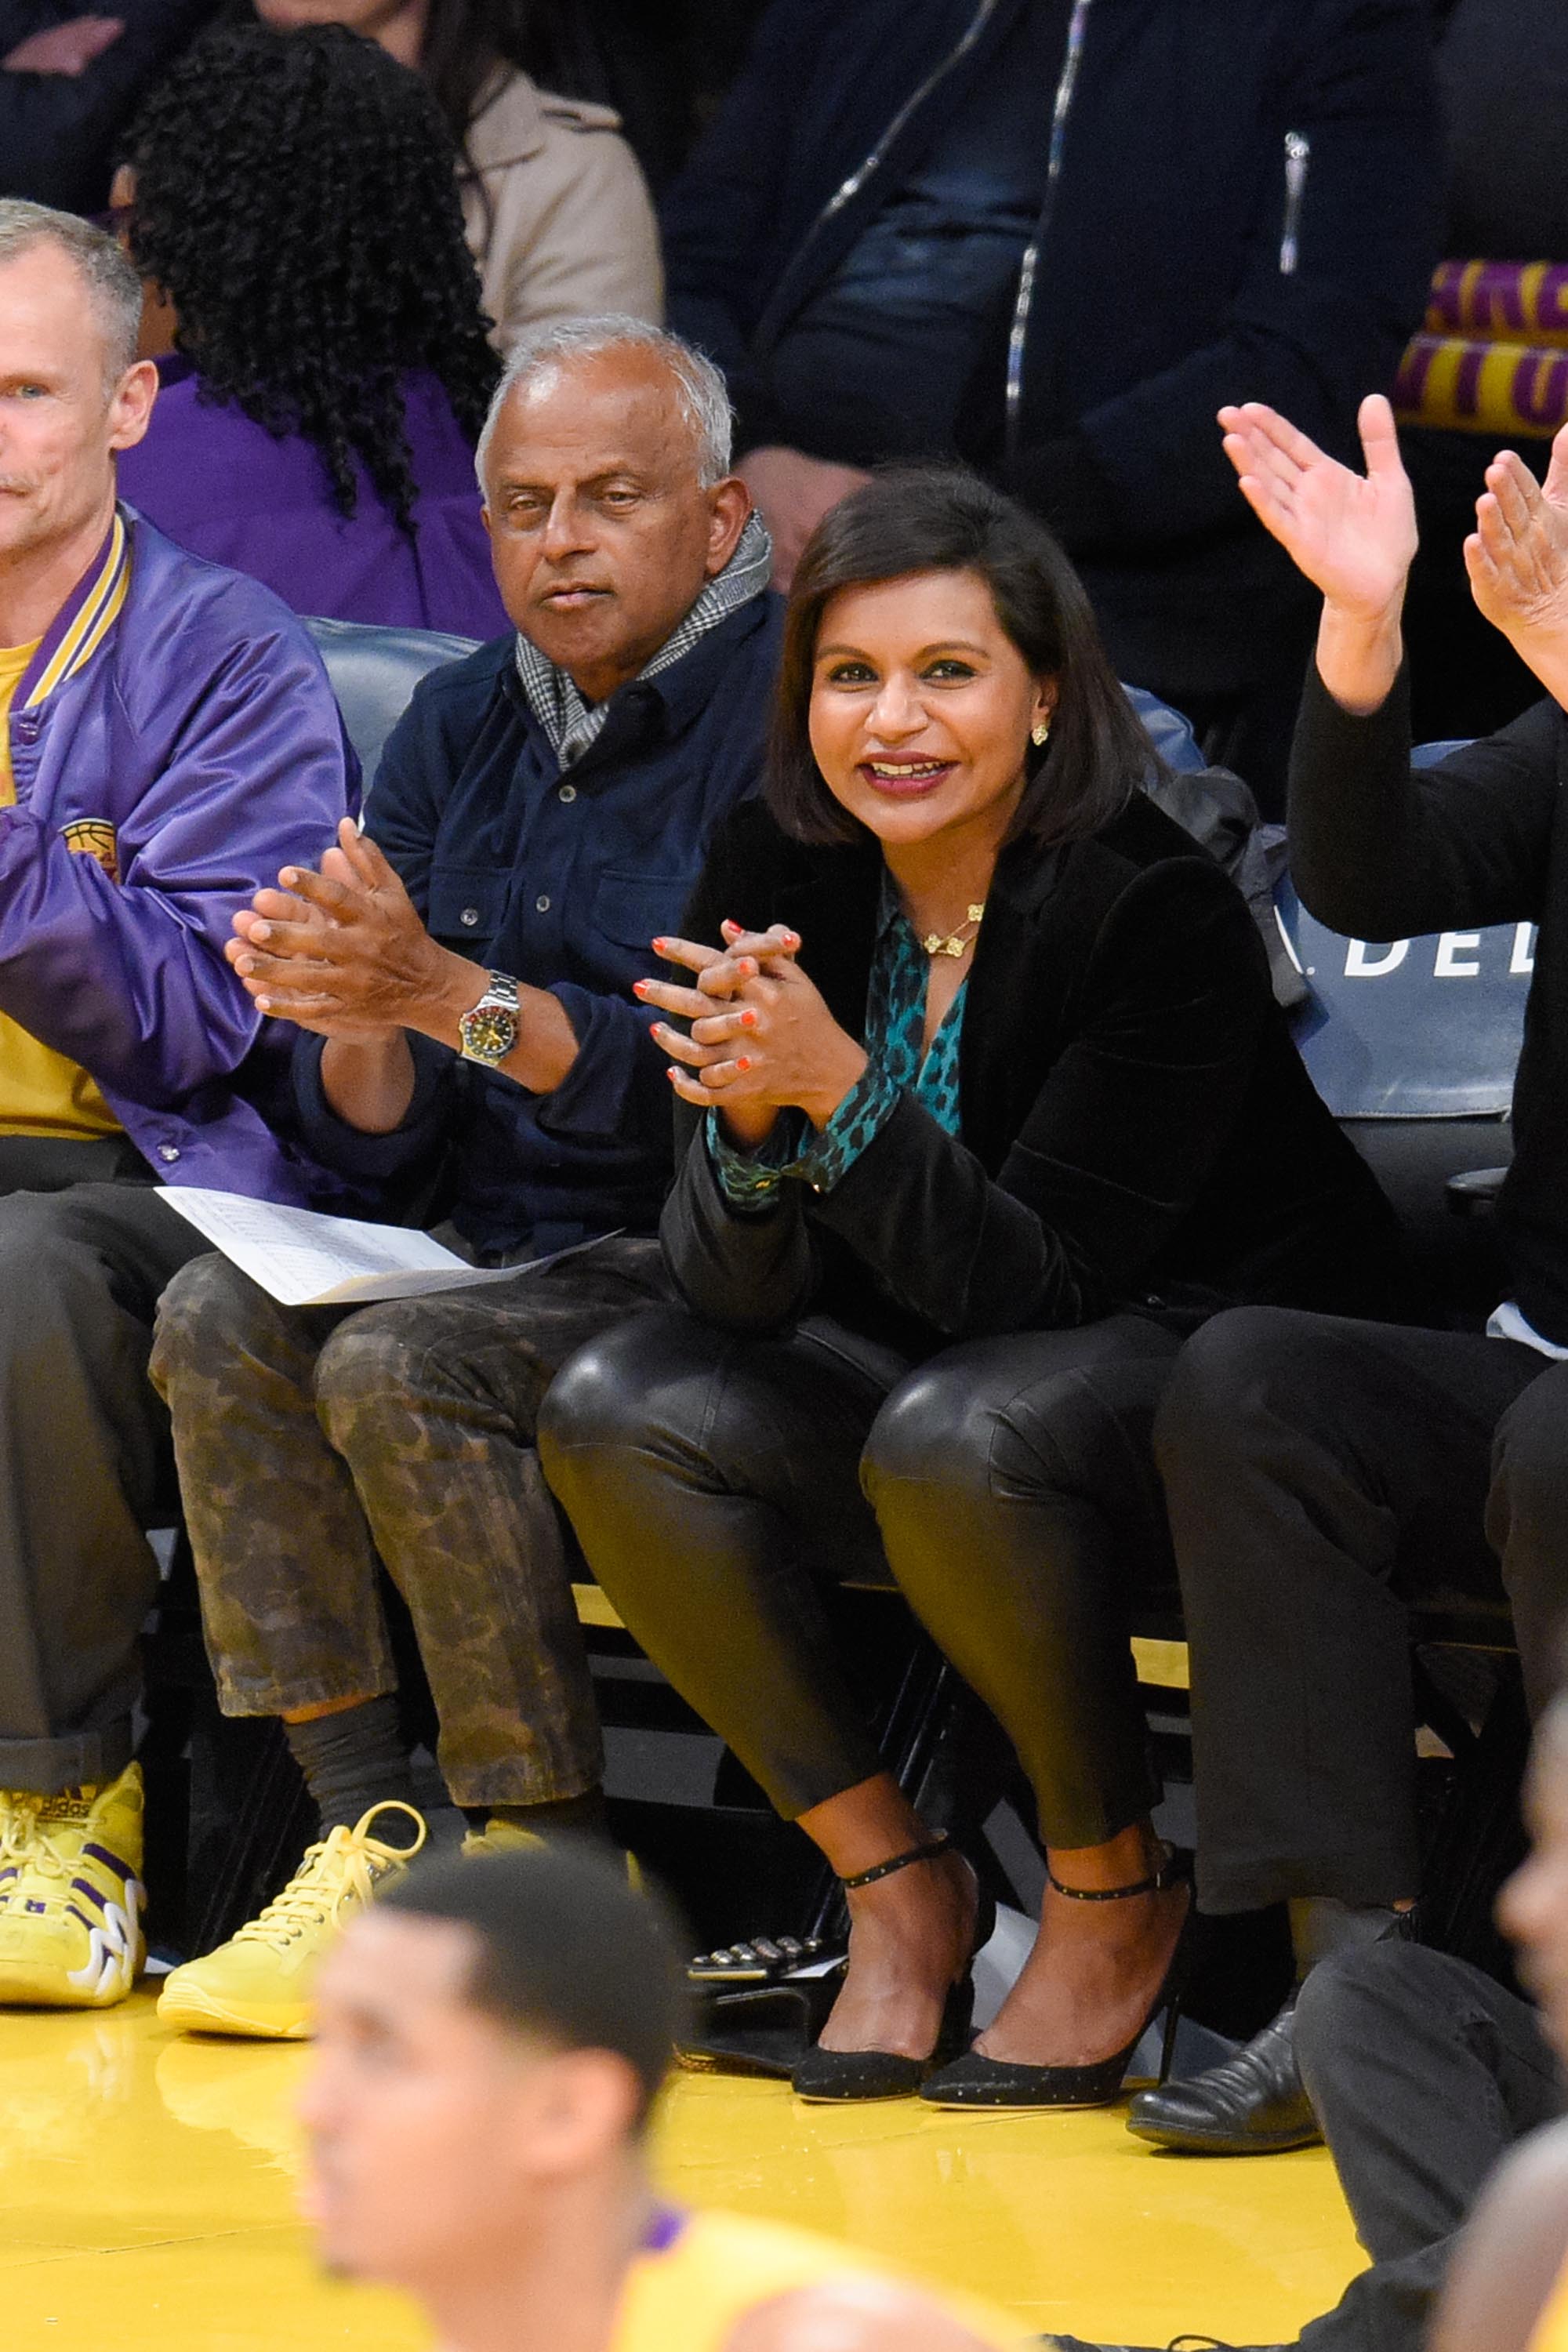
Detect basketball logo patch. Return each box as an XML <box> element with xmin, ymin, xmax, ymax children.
<box><xmin>60</xmin><ymin>820</ymin><xmax>120</xmax><ymax>883</ymax></box>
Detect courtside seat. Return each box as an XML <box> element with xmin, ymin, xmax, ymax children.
<box><xmin>304</xmin><ymin>616</ymin><xmax>479</xmax><ymax>797</ymax></box>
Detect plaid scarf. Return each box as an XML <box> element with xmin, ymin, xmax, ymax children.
<box><xmin>513</xmin><ymin>509</ymin><xmax>774</xmax><ymax>768</ymax></box>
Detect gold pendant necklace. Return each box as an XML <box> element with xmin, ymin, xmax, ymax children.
<box><xmin>920</xmin><ymin>903</ymin><xmax>986</xmax><ymax>960</ymax></box>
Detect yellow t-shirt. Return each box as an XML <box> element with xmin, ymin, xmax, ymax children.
<box><xmin>610</xmin><ymin>2208</ymin><xmax>1025</xmax><ymax>2352</ymax></box>
<box><xmin>0</xmin><ymin>639</ymin><xmax>120</xmax><ymax>1139</ymax></box>
<box><xmin>1531</xmin><ymin>2252</ymin><xmax>1568</xmax><ymax>2352</ymax></box>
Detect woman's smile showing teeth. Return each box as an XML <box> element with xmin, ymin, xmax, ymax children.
<box><xmin>858</xmin><ymin>756</ymin><xmax>956</xmax><ymax>796</ymax></box>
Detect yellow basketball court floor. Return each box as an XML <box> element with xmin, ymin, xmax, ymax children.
<box><xmin>0</xmin><ymin>1990</ymin><xmax>1363</xmax><ymax>2349</ymax></box>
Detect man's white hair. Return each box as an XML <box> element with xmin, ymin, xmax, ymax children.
<box><xmin>0</xmin><ymin>199</ymin><xmax>142</xmax><ymax>387</ymax></box>
<box><xmin>474</xmin><ymin>315</ymin><xmax>735</xmax><ymax>492</ymax></box>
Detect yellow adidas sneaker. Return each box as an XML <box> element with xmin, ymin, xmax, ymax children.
<box><xmin>157</xmin><ymin>1801</ymin><xmax>426</xmax><ymax>2040</ymax></box>
<box><xmin>0</xmin><ymin>1763</ymin><xmax>146</xmax><ymax>2008</ymax></box>
<box><xmin>459</xmin><ymin>1819</ymin><xmax>543</xmax><ymax>1859</ymax></box>
<box><xmin>460</xmin><ymin>1818</ymin><xmax>642</xmax><ymax>1893</ymax></box>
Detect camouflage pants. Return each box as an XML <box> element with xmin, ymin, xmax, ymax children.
<box><xmin>148</xmin><ymin>1234</ymin><xmax>670</xmax><ymax>1808</ymax></box>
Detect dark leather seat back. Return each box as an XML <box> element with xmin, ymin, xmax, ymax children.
<box><xmin>305</xmin><ymin>616</ymin><xmax>480</xmax><ymax>800</ymax></box>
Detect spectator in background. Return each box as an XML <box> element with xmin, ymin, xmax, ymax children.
<box><xmin>251</xmin><ymin>0</ymin><xmax>661</xmax><ymax>350</ymax></box>
<box><xmin>664</xmin><ymin>0</ymin><xmax>1442</xmax><ymax>810</ymax></box>
<box><xmin>0</xmin><ymin>0</ymin><xmax>212</xmax><ymax>214</ymax></box>
<box><xmin>112</xmin><ymin>24</ymin><xmax>507</xmax><ymax>637</ymax></box>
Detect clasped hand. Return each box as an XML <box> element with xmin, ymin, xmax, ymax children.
<box><xmin>228</xmin><ymin>818</ymin><xmax>463</xmax><ymax>1040</ymax></box>
<box><xmin>635</xmin><ymin>924</ymin><xmax>868</xmax><ymax>1147</ymax></box>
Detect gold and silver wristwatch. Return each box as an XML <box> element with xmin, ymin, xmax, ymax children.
<box><xmin>457</xmin><ymin>971</ymin><xmax>521</xmax><ymax>1065</ymax></box>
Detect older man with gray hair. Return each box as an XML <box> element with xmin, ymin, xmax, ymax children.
<box><xmin>149</xmin><ymin>318</ymin><xmax>781</xmax><ymax>2041</ymax></box>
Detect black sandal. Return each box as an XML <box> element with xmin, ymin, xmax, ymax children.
<box><xmin>920</xmin><ymin>1846</ymin><xmax>1195</xmax><ymax>2111</ymax></box>
<box><xmin>789</xmin><ymin>1833</ymin><xmax>996</xmax><ymax>2105</ymax></box>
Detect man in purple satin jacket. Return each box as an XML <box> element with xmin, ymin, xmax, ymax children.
<box><xmin>0</xmin><ymin>199</ymin><xmax>353</xmax><ymax>2009</ymax></box>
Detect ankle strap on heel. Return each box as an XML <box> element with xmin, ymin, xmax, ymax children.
<box><xmin>840</xmin><ymin>1832</ymin><xmax>951</xmax><ymax>1891</ymax></box>
<box><xmin>1047</xmin><ymin>1846</ymin><xmax>1188</xmax><ymax>1902</ymax></box>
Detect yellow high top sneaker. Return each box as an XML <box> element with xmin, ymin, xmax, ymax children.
<box><xmin>0</xmin><ymin>1763</ymin><xmax>146</xmax><ymax>2008</ymax></box>
<box><xmin>158</xmin><ymin>1801</ymin><xmax>426</xmax><ymax>2040</ymax></box>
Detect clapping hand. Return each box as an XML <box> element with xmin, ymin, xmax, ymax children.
<box><xmin>1218</xmin><ymin>394</ymin><xmax>1417</xmax><ymax>620</ymax></box>
<box><xmin>228</xmin><ymin>818</ymin><xmax>463</xmax><ymax>1040</ymax></box>
<box><xmin>1465</xmin><ymin>426</ymin><xmax>1568</xmax><ymax>662</ymax></box>
<box><xmin>634</xmin><ymin>923</ymin><xmax>868</xmax><ymax>1147</ymax></box>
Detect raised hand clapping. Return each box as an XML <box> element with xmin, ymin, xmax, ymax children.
<box><xmin>1465</xmin><ymin>426</ymin><xmax>1568</xmax><ymax>665</ymax></box>
<box><xmin>1218</xmin><ymin>393</ymin><xmax>1417</xmax><ymax>622</ymax></box>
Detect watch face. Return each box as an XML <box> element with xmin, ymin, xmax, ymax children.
<box><xmin>461</xmin><ymin>1005</ymin><xmax>519</xmax><ymax>1062</ymax></box>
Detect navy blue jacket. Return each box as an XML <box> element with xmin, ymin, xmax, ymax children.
<box><xmin>293</xmin><ymin>596</ymin><xmax>783</xmax><ymax>1255</ymax></box>
<box><xmin>663</xmin><ymin>0</ymin><xmax>1443</xmax><ymax>695</ymax></box>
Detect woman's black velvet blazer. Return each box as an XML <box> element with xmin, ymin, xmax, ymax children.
<box><xmin>662</xmin><ymin>789</ymin><xmax>1403</xmax><ymax>1348</ymax></box>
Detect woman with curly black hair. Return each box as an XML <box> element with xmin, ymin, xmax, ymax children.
<box><xmin>113</xmin><ymin>21</ymin><xmax>510</xmax><ymax>636</ymax></box>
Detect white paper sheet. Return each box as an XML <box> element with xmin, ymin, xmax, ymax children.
<box><xmin>158</xmin><ymin>1188</ymin><xmax>611</xmax><ymax>1307</ymax></box>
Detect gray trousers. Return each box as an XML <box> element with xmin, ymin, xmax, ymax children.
<box><xmin>0</xmin><ymin>1138</ymin><xmax>207</xmax><ymax>1793</ymax></box>
<box><xmin>149</xmin><ymin>1233</ymin><xmax>670</xmax><ymax>1810</ymax></box>
<box><xmin>1294</xmin><ymin>1942</ymin><xmax>1562</xmax><ymax>2352</ymax></box>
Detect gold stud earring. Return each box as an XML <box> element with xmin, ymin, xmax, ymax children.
<box><xmin>1031</xmin><ymin>719</ymin><xmax>1052</xmax><ymax>747</ymax></box>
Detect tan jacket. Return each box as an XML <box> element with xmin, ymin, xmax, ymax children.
<box><xmin>459</xmin><ymin>70</ymin><xmax>664</xmax><ymax>350</ymax></box>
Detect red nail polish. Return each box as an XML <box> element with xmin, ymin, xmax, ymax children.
<box><xmin>648</xmin><ymin>1022</ymin><xmax>662</xmax><ymax>1036</ymax></box>
<box><xmin>739</xmin><ymin>1010</ymin><xmax>758</xmax><ymax>1028</ymax></box>
<box><xmin>631</xmin><ymin>979</ymin><xmax>648</xmax><ymax>996</ymax></box>
<box><xmin>735</xmin><ymin>1057</ymin><xmax>752</xmax><ymax>1073</ymax></box>
<box><xmin>652</xmin><ymin>938</ymin><xmax>667</xmax><ymax>953</ymax></box>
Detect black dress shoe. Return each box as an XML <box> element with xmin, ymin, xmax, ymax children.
<box><xmin>1125</xmin><ymin>1992</ymin><xmax>1320</xmax><ymax>2154</ymax></box>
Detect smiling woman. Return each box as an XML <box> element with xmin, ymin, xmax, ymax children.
<box><xmin>539</xmin><ymin>463</ymin><xmax>1411</xmax><ymax>2114</ymax></box>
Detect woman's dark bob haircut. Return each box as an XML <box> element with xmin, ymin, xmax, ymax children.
<box><xmin>766</xmin><ymin>465</ymin><xmax>1163</xmax><ymax>849</ymax></box>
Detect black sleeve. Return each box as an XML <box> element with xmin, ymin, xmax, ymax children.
<box><xmin>806</xmin><ymin>860</ymin><xmax>1275</xmax><ymax>1338</ymax></box>
<box><xmin>652</xmin><ymin>803</ymin><xmax>822</xmax><ymax>1331</ymax></box>
<box><xmin>1289</xmin><ymin>658</ymin><xmax>1562</xmax><ymax>938</ymax></box>
<box><xmin>659</xmin><ymin>1124</ymin><xmax>818</xmax><ymax>1332</ymax></box>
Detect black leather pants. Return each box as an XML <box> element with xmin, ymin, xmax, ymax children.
<box><xmin>539</xmin><ymin>1306</ymin><xmax>1181</xmax><ymax>1845</ymax></box>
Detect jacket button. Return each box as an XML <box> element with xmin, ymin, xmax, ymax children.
<box><xmin>557</xmin><ymin>784</ymin><xmax>577</xmax><ymax>804</ymax></box>
<box><xmin>460</xmin><ymin>907</ymin><xmax>480</xmax><ymax>927</ymax></box>
<box><xmin>158</xmin><ymin>1145</ymin><xmax>180</xmax><ymax>1163</ymax></box>
<box><xmin>535</xmin><ymin>894</ymin><xmax>551</xmax><ymax>913</ymax></box>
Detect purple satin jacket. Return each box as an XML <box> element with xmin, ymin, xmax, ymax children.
<box><xmin>2</xmin><ymin>506</ymin><xmax>357</xmax><ymax>1203</ymax></box>
<box><xmin>117</xmin><ymin>358</ymin><xmax>510</xmax><ymax>640</ymax></box>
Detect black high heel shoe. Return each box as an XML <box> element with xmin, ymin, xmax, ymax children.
<box><xmin>920</xmin><ymin>1846</ymin><xmax>1195</xmax><ymax>2111</ymax></box>
<box><xmin>790</xmin><ymin>1833</ymin><xmax>996</xmax><ymax>2104</ymax></box>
